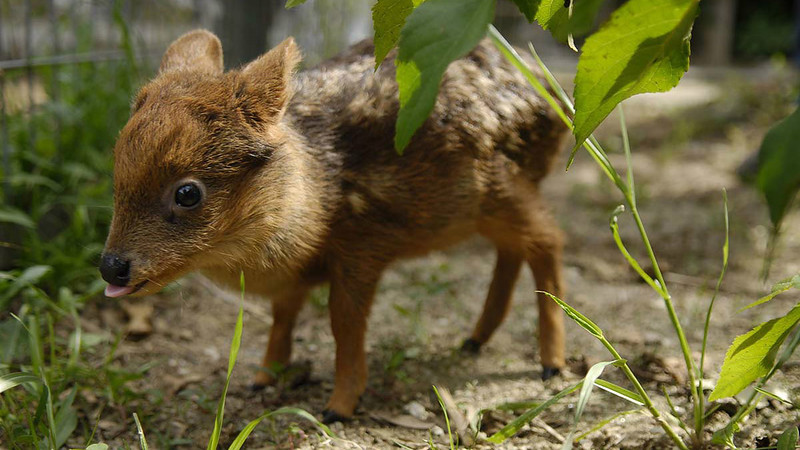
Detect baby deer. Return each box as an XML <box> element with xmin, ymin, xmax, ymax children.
<box><xmin>99</xmin><ymin>29</ymin><xmax>568</xmax><ymax>422</ymax></box>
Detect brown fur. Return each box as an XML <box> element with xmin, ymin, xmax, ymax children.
<box><xmin>103</xmin><ymin>29</ymin><xmax>569</xmax><ymax>420</ymax></box>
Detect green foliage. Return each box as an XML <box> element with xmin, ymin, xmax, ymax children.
<box><xmin>0</xmin><ymin>12</ymin><xmax>144</xmax><ymax>449</ymax></box>
<box><xmin>740</xmin><ymin>274</ymin><xmax>800</xmax><ymax>312</ymax></box>
<box><xmin>394</xmin><ymin>0</ymin><xmax>495</xmax><ymax>152</ymax></box>
<box><xmin>206</xmin><ymin>273</ymin><xmax>246</xmax><ymax>450</ymax></box>
<box><xmin>509</xmin><ymin>0</ymin><xmax>537</xmax><ymax>22</ymax></box>
<box><xmin>777</xmin><ymin>425</ymin><xmax>799</xmax><ymax>450</ymax></box>
<box><xmin>529</xmin><ymin>0</ymin><xmax>604</xmax><ymax>44</ymax></box>
<box><xmin>757</xmin><ymin>106</ymin><xmax>800</xmax><ymax>228</ymax></box>
<box><xmin>284</xmin><ymin>0</ymin><xmax>309</xmax><ymax>8</ymax></box>
<box><xmin>487</xmin><ymin>381</ymin><xmax>582</xmax><ymax>444</ymax></box>
<box><xmin>563</xmin><ymin>361</ymin><xmax>618</xmax><ymax>449</ymax></box>
<box><xmin>571</xmin><ymin>0</ymin><xmax>698</xmax><ymax>157</ymax></box>
<box><xmin>540</xmin><ymin>291</ymin><xmax>602</xmax><ymax>338</ymax></box>
<box><xmin>1</xmin><ymin>55</ymin><xmax>137</xmax><ymax>301</ymax></box>
<box><xmin>372</xmin><ymin>0</ymin><xmax>419</xmax><ymax>70</ymax></box>
<box><xmin>709</xmin><ymin>304</ymin><xmax>800</xmax><ymax>401</ymax></box>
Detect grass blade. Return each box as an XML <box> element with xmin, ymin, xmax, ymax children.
<box><xmin>133</xmin><ymin>412</ymin><xmax>149</xmax><ymax>450</ymax></box>
<box><xmin>574</xmin><ymin>409</ymin><xmax>641</xmax><ymax>442</ymax></box>
<box><xmin>207</xmin><ymin>272</ymin><xmax>246</xmax><ymax>450</ymax></box>
<box><xmin>487</xmin><ymin>381</ymin><xmax>582</xmax><ymax>444</ymax></box>
<box><xmin>432</xmin><ymin>385</ymin><xmax>456</xmax><ymax>450</ymax></box>
<box><xmin>609</xmin><ymin>207</ymin><xmax>662</xmax><ymax>295</ymax></box>
<box><xmin>563</xmin><ymin>361</ymin><xmax>617</xmax><ymax>449</ymax></box>
<box><xmin>538</xmin><ymin>291</ymin><xmax>603</xmax><ymax>338</ymax></box>
<box><xmin>739</xmin><ymin>274</ymin><xmax>800</xmax><ymax>313</ymax></box>
<box><xmin>593</xmin><ymin>379</ymin><xmax>644</xmax><ymax>406</ymax></box>
<box><xmin>699</xmin><ymin>189</ymin><xmax>730</xmax><ymax>432</ymax></box>
<box><xmin>0</xmin><ymin>372</ymin><xmax>41</xmax><ymax>394</ymax></box>
<box><xmin>227</xmin><ymin>407</ymin><xmax>333</xmax><ymax>450</ymax></box>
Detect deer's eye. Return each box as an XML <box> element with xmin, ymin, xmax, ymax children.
<box><xmin>175</xmin><ymin>183</ymin><xmax>202</xmax><ymax>208</ymax></box>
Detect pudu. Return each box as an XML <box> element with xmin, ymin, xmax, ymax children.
<box><xmin>100</xmin><ymin>29</ymin><xmax>568</xmax><ymax>422</ymax></box>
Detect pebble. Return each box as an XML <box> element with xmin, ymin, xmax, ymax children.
<box><xmin>403</xmin><ymin>401</ymin><xmax>430</xmax><ymax>420</ymax></box>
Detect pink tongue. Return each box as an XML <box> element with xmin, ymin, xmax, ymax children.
<box><xmin>105</xmin><ymin>284</ymin><xmax>135</xmax><ymax>298</ymax></box>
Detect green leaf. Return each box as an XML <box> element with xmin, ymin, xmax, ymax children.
<box><xmin>575</xmin><ymin>361</ymin><xmax>615</xmax><ymax>425</ymax></box>
<box><xmin>1</xmin><ymin>265</ymin><xmax>53</xmax><ymax>304</ymax></box>
<box><xmin>372</xmin><ymin>0</ymin><xmax>424</xmax><ymax>70</ymax></box>
<box><xmin>510</xmin><ymin>0</ymin><xmax>539</xmax><ymax>22</ymax></box>
<box><xmin>487</xmin><ymin>381</ymin><xmax>582</xmax><ymax>443</ymax></box>
<box><xmin>777</xmin><ymin>425</ymin><xmax>799</xmax><ymax>450</ymax></box>
<box><xmin>563</xmin><ymin>361</ymin><xmax>617</xmax><ymax>449</ymax></box>
<box><xmin>227</xmin><ymin>406</ymin><xmax>334</xmax><ymax>450</ymax></box>
<box><xmin>0</xmin><ymin>207</ymin><xmax>36</xmax><ymax>228</ymax></box>
<box><xmin>285</xmin><ymin>0</ymin><xmax>308</xmax><ymax>8</ymax></box>
<box><xmin>539</xmin><ymin>291</ymin><xmax>603</xmax><ymax>338</ymax></box>
<box><xmin>52</xmin><ymin>388</ymin><xmax>78</xmax><ymax>449</ymax></box>
<box><xmin>593</xmin><ymin>379</ymin><xmax>644</xmax><ymax>406</ymax></box>
<box><xmin>7</xmin><ymin>173</ymin><xmax>61</xmax><ymax>191</ymax></box>
<box><xmin>711</xmin><ymin>421</ymin><xmax>739</xmax><ymax>448</ymax></box>
<box><xmin>394</xmin><ymin>0</ymin><xmax>496</xmax><ymax>152</ymax></box>
<box><xmin>739</xmin><ymin>274</ymin><xmax>800</xmax><ymax>312</ymax></box>
<box><xmin>757</xmin><ymin>106</ymin><xmax>800</xmax><ymax>227</ymax></box>
<box><xmin>535</xmin><ymin>0</ymin><xmax>604</xmax><ymax>44</ymax></box>
<box><xmin>86</xmin><ymin>444</ymin><xmax>110</xmax><ymax>450</ymax></box>
<box><xmin>0</xmin><ymin>372</ymin><xmax>42</xmax><ymax>394</ymax></box>
<box><xmin>134</xmin><ymin>412</ymin><xmax>149</xmax><ymax>450</ymax></box>
<box><xmin>709</xmin><ymin>304</ymin><xmax>800</xmax><ymax>401</ymax></box>
<box><xmin>574</xmin><ymin>409</ymin><xmax>641</xmax><ymax>443</ymax></box>
<box><xmin>572</xmin><ymin>0</ymin><xmax>698</xmax><ymax>152</ymax></box>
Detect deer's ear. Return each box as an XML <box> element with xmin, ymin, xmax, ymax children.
<box><xmin>234</xmin><ymin>37</ymin><xmax>302</xmax><ymax>127</ymax></box>
<box><xmin>160</xmin><ymin>29</ymin><xmax>223</xmax><ymax>75</ymax></box>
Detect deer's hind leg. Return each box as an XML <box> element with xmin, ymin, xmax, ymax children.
<box><xmin>476</xmin><ymin>193</ymin><xmax>565</xmax><ymax>380</ymax></box>
<box><xmin>523</xmin><ymin>210</ymin><xmax>566</xmax><ymax>380</ymax></box>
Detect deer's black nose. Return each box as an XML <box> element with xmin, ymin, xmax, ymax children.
<box><xmin>99</xmin><ymin>253</ymin><xmax>131</xmax><ymax>286</ymax></box>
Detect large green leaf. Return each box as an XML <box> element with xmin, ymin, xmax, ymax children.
<box><xmin>572</xmin><ymin>0</ymin><xmax>698</xmax><ymax>153</ymax></box>
<box><xmin>394</xmin><ymin>0</ymin><xmax>496</xmax><ymax>152</ymax></box>
<box><xmin>284</xmin><ymin>0</ymin><xmax>308</xmax><ymax>8</ymax></box>
<box><xmin>372</xmin><ymin>0</ymin><xmax>424</xmax><ymax>70</ymax></box>
<box><xmin>535</xmin><ymin>0</ymin><xmax>604</xmax><ymax>44</ymax></box>
<box><xmin>509</xmin><ymin>0</ymin><xmax>603</xmax><ymax>43</ymax></box>
<box><xmin>510</xmin><ymin>0</ymin><xmax>538</xmax><ymax>22</ymax></box>
<box><xmin>777</xmin><ymin>425</ymin><xmax>799</xmax><ymax>450</ymax></box>
<box><xmin>709</xmin><ymin>304</ymin><xmax>800</xmax><ymax>401</ymax></box>
<box><xmin>757</xmin><ymin>106</ymin><xmax>800</xmax><ymax>227</ymax></box>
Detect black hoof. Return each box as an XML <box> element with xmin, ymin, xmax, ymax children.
<box><xmin>248</xmin><ymin>382</ymin><xmax>267</xmax><ymax>392</ymax></box>
<box><xmin>321</xmin><ymin>409</ymin><xmax>350</xmax><ymax>424</ymax></box>
<box><xmin>541</xmin><ymin>366</ymin><xmax>561</xmax><ymax>381</ymax></box>
<box><xmin>460</xmin><ymin>338</ymin><xmax>482</xmax><ymax>354</ymax></box>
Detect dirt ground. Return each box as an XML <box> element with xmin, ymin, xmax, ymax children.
<box><xmin>77</xmin><ymin>66</ymin><xmax>800</xmax><ymax>449</ymax></box>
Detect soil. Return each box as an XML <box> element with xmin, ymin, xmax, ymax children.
<box><xmin>73</xmin><ymin>66</ymin><xmax>800</xmax><ymax>449</ymax></box>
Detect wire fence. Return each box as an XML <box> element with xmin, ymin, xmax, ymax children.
<box><xmin>0</xmin><ymin>0</ymin><xmax>213</xmax><ymax>182</ymax></box>
<box><xmin>0</xmin><ymin>0</ymin><xmax>383</xmax><ymax>189</ymax></box>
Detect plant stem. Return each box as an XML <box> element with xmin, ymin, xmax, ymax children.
<box><xmin>626</xmin><ymin>197</ymin><xmax>702</xmax><ymax>437</ymax></box>
<box><xmin>599</xmin><ymin>336</ymin><xmax>689</xmax><ymax>450</ymax></box>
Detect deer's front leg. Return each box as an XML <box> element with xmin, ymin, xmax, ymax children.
<box><xmin>322</xmin><ymin>263</ymin><xmax>382</xmax><ymax>423</ymax></box>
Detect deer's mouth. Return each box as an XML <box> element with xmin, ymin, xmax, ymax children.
<box><xmin>104</xmin><ymin>280</ymin><xmax>147</xmax><ymax>298</ymax></box>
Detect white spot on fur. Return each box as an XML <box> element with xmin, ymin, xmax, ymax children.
<box><xmin>347</xmin><ymin>192</ymin><xmax>367</xmax><ymax>214</ymax></box>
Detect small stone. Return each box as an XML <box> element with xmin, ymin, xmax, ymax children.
<box><xmin>431</xmin><ymin>425</ymin><xmax>445</xmax><ymax>437</ymax></box>
<box><xmin>403</xmin><ymin>401</ymin><xmax>430</xmax><ymax>420</ymax></box>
